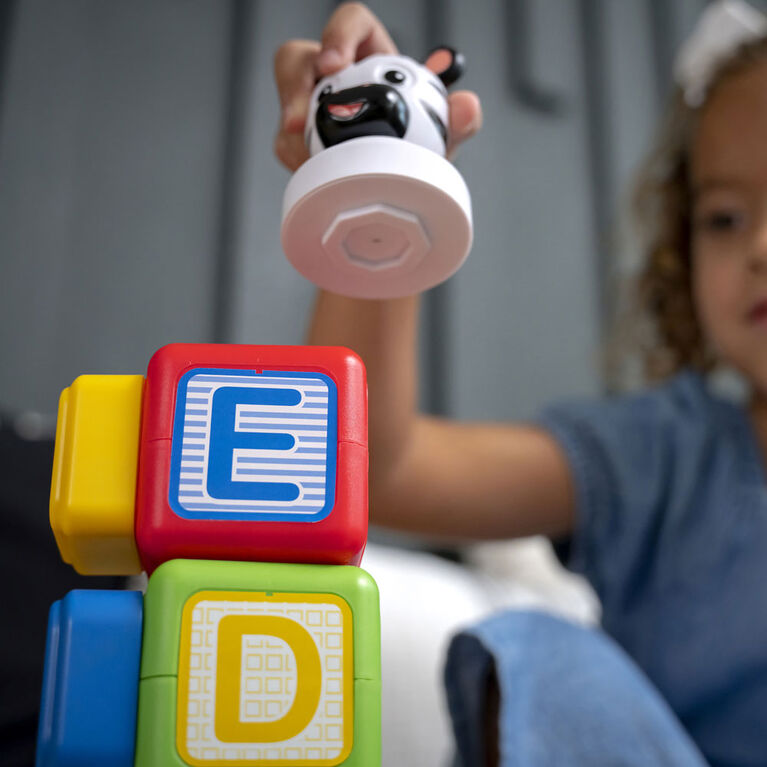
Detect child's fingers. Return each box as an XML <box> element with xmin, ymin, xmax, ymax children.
<box><xmin>447</xmin><ymin>90</ymin><xmax>483</xmax><ymax>158</ymax></box>
<box><xmin>318</xmin><ymin>2</ymin><xmax>398</xmax><ymax>74</ymax></box>
<box><xmin>274</xmin><ymin>5</ymin><xmax>398</xmax><ymax>172</ymax></box>
<box><xmin>274</xmin><ymin>129</ymin><xmax>310</xmax><ymax>173</ymax></box>
<box><xmin>274</xmin><ymin>39</ymin><xmax>321</xmax><ymax>133</ymax></box>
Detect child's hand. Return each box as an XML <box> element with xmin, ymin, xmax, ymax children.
<box><xmin>273</xmin><ymin>1</ymin><xmax>482</xmax><ymax>172</ymax></box>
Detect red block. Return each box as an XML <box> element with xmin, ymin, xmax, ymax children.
<box><xmin>135</xmin><ymin>343</ymin><xmax>368</xmax><ymax>573</ymax></box>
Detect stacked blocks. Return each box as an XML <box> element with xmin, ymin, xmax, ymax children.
<box><xmin>37</xmin><ymin>343</ymin><xmax>381</xmax><ymax>767</ymax></box>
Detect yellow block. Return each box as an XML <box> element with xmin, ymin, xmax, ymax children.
<box><xmin>50</xmin><ymin>374</ymin><xmax>144</xmax><ymax>575</ymax></box>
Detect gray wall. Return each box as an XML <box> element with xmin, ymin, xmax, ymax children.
<box><xmin>0</xmin><ymin>0</ymin><xmax>712</xmax><ymax>422</ymax></box>
<box><xmin>0</xmin><ymin>0</ymin><xmax>230</xmax><ymax>414</ymax></box>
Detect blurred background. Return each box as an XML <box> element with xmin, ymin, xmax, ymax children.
<box><xmin>1</xmin><ymin>0</ymin><xmax>722</xmax><ymax>419</ymax></box>
<box><xmin>0</xmin><ymin>0</ymin><xmax>744</xmax><ymax>765</ymax></box>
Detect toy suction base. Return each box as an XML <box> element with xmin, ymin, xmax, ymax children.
<box><xmin>281</xmin><ymin>136</ymin><xmax>473</xmax><ymax>299</ymax></box>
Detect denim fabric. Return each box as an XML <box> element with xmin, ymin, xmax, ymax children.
<box><xmin>537</xmin><ymin>372</ymin><xmax>767</xmax><ymax>766</ymax></box>
<box><xmin>445</xmin><ymin>610</ymin><xmax>708</xmax><ymax>766</ymax></box>
<box><xmin>444</xmin><ymin>372</ymin><xmax>767</xmax><ymax>766</ymax></box>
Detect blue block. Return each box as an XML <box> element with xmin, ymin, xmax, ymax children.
<box><xmin>35</xmin><ymin>590</ymin><xmax>143</xmax><ymax>767</ymax></box>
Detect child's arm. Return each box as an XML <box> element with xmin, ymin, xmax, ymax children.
<box><xmin>307</xmin><ymin>292</ymin><xmax>575</xmax><ymax>542</ymax></box>
<box><xmin>275</xmin><ymin>2</ymin><xmax>575</xmax><ymax>542</ymax></box>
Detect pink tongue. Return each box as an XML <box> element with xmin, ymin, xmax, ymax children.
<box><xmin>328</xmin><ymin>102</ymin><xmax>363</xmax><ymax>118</ymax></box>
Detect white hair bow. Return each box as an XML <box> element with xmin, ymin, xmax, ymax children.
<box><xmin>674</xmin><ymin>0</ymin><xmax>767</xmax><ymax>107</ymax></box>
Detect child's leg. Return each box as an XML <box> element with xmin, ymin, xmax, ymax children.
<box><xmin>444</xmin><ymin>610</ymin><xmax>708</xmax><ymax>767</ymax></box>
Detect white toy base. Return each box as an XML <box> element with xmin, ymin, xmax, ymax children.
<box><xmin>281</xmin><ymin>137</ymin><xmax>473</xmax><ymax>299</ymax></box>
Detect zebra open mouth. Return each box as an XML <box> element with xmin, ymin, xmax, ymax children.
<box><xmin>316</xmin><ymin>84</ymin><xmax>408</xmax><ymax>148</ymax></box>
<box><xmin>327</xmin><ymin>101</ymin><xmax>367</xmax><ymax>121</ymax></box>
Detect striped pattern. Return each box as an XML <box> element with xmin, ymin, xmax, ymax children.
<box><xmin>174</xmin><ymin>372</ymin><xmax>332</xmax><ymax>517</ymax></box>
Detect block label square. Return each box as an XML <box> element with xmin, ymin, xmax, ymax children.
<box><xmin>177</xmin><ymin>590</ymin><xmax>353</xmax><ymax>766</ymax></box>
<box><xmin>169</xmin><ymin>369</ymin><xmax>338</xmax><ymax>522</ymax></box>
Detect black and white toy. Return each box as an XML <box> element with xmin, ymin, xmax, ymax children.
<box><xmin>281</xmin><ymin>48</ymin><xmax>473</xmax><ymax>298</ymax></box>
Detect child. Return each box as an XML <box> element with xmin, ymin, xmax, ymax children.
<box><xmin>274</xmin><ymin>2</ymin><xmax>767</xmax><ymax>765</ymax></box>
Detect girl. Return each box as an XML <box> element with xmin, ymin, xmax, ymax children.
<box><xmin>274</xmin><ymin>2</ymin><xmax>767</xmax><ymax>765</ymax></box>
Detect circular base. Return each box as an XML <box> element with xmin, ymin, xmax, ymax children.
<box><xmin>281</xmin><ymin>137</ymin><xmax>473</xmax><ymax>299</ymax></box>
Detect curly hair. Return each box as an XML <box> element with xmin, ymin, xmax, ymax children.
<box><xmin>629</xmin><ymin>36</ymin><xmax>767</xmax><ymax>381</ymax></box>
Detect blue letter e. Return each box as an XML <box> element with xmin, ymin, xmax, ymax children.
<box><xmin>207</xmin><ymin>386</ymin><xmax>300</xmax><ymax>502</ymax></box>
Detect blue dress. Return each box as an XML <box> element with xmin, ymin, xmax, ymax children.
<box><xmin>444</xmin><ymin>371</ymin><xmax>767</xmax><ymax>766</ymax></box>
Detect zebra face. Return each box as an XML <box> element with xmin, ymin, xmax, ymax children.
<box><xmin>306</xmin><ymin>48</ymin><xmax>464</xmax><ymax>158</ymax></box>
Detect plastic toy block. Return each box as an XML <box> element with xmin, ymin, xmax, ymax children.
<box><xmin>135</xmin><ymin>344</ymin><xmax>368</xmax><ymax>573</ymax></box>
<box><xmin>35</xmin><ymin>590</ymin><xmax>143</xmax><ymax>767</ymax></box>
<box><xmin>135</xmin><ymin>558</ymin><xmax>381</xmax><ymax>767</ymax></box>
<box><xmin>50</xmin><ymin>374</ymin><xmax>144</xmax><ymax>575</ymax></box>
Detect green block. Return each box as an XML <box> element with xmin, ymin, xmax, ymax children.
<box><xmin>135</xmin><ymin>673</ymin><xmax>382</xmax><ymax>767</ymax></box>
<box><xmin>136</xmin><ymin>559</ymin><xmax>381</xmax><ymax>766</ymax></box>
<box><xmin>135</xmin><ymin>677</ymin><xmax>184</xmax><ymax>767</ymax></box>
<box><xmin>349</xmin><ymin>678</ymin><xmax>382</xmax><ymax>766</ymax></box>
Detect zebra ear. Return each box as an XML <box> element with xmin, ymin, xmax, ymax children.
<box><xmin>424</xmin><ymin>46</ymin><xmax>465</xmax><ymax>87</ymax></box>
